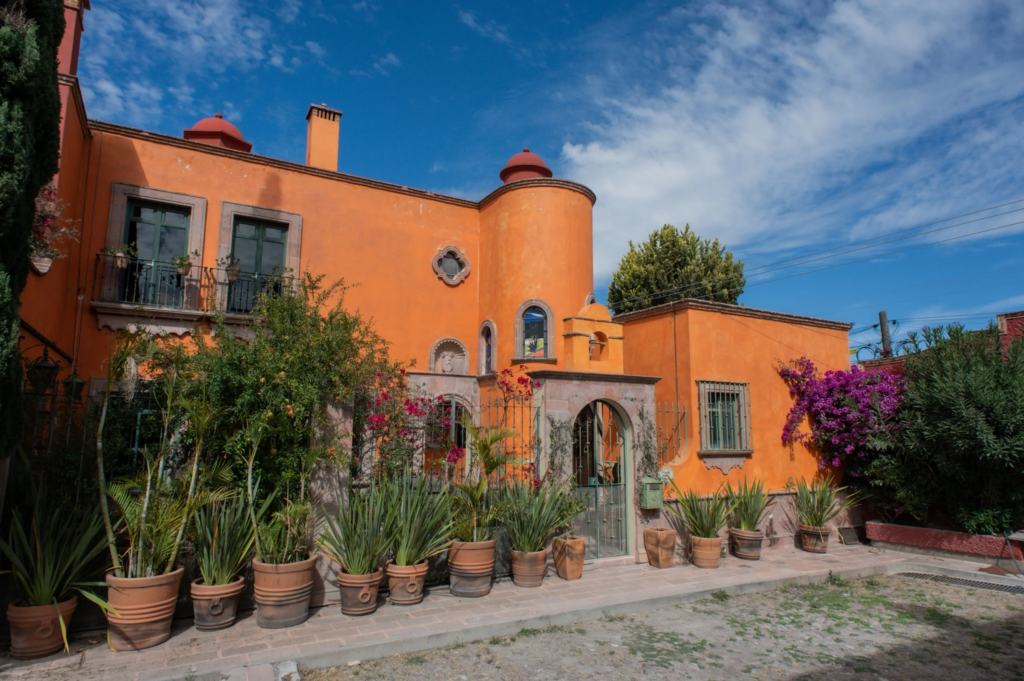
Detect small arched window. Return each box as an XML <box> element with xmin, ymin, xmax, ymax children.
<box><xmin>522</xmin><ymin>306</ymin><xmax>548</xmax><ymax>358</ymax></box>
<box><xmin>483</xmin><ymin>326</ymin><xmax>493</xmax><ymax>373</ymax></box>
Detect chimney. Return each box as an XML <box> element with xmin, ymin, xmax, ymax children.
<box><xmin>305</xmin><ymin>103</ymin><xmax>342</xmax><ymax>172</ymax></box>
<box><xmin>58</xmin><ymin>0</ymin><xmax>91</xmax><ymax>76</ymax></box>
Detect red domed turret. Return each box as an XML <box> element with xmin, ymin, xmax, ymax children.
<box><xmin>184</xmin><ymin>113</ymin><xmax>252</xmax><ymax>152</ymax></box>
<box><xmin>499</xmin><ymin>148</ymin><xmax>552</xmax><ymax>183</ymax></box>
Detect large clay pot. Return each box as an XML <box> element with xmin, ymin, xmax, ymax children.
<box><xmin>386</xmin><ymin>562</ymin><xmax>429</xmax><ymax>605</ymax></box>
<box><xmin>691</xmin><ymin>536</ymin><xmax>723</xmax><ymax>569</ymax></box>
<box><xmin>7</xmin><ymin>597</ymin><xmax>77</xmax><ymax>659</ymax></box>
<box><xmin>553</xmin><ymin>535</ymin><xmax>586</xmax><ymax>581</ymax></box>
<box><xmin>338</xmin><ymin>568</ymin><xmax>384</xmax><ymax>615</ymax></box>
<box><xmin>106</xmin><ymin>568</ymin><xmax>184</xmax><ymax>651</ymax></box>
<box><xmin>510</xmin><ymin>549</ymin><xmax>547</xmax><ymax>588</ymax></box>
<box><xmin>800</xmin><ymin>525</ymin><xmax>830</xmax><ymax>554</ymax></box>
<box><xmin>252</xmin><ymin>555</ymin><xmax>317</xmax><ymax>629</ymax></box>
<box><xmin>448</xmin><ymin>539</ymin><xmax>496</xmax><ymax>598</ymax></box>
<box><xmin>731</xmin><ymin>529</ymin><xmax>765</xmax><ymax>560</ymax></box>
<box><xmin>643</xmin><ymin>527</ymin><xmax>677</xmax><ymax>568</ymax></box>
<box><xmin>191</xmin><ymin>577</ymin><xmax>245</xmax><ymax>631</ymax></box>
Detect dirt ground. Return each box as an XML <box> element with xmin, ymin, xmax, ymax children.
<box><xmin>302</xmin><ymin>574</ymin><xmax>1024</xmax><ymax>681</ymax></box>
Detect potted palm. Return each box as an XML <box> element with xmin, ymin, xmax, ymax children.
<box><xmin>0</xmin><ymin>492</ymin><xmax>114</xmax><ymax>659</ymax></box>
<box><xmin>190</xmin><ymin>498</ymin><xmax>254</xmax><ymax>631</ymax></box>
<box><xmin>792</xmin><ymin>474</ymin><xmax>861</xmax><ymax>553</ymax></box>
<box><xmin>448</xmin><ymin>415</ymin><xmax>516</xmax><ymax>598</ymax></box>
<box><xmin>726</xmin><ymin>478</ymin><xmax>774</xmax><ymax>560</ymax></box>
<box><xmin>383</xmin><ymin>470</ymin><xmax>454</xmax><ymax>605</ymax></box>
<box><xmin>318</xmin><ymin>482</ymin><xmax>392</xmax><ymax>615</ymax></box>
<box><xmin>665</xmin><ymin>482</ymin><xmax>736</xmax><ymax>568</ymax></box>
<box><xmin>502</xmin><ymin>479</ymin><xmax>586</xmax><ymax>587</ymax></box>
<box><xmin>243</xmin><ymin>424</ymin><xmax>319</xmax><ymax>629</ymax></box>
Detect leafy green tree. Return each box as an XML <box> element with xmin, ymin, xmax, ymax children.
<box><xmin>867</xmin><ymin>325</ymin><xmax>1024</xmax><ymax>533</ymax></box>
<box><xmin>0</xmin><ymin>0</ymin><xmax>65</xmax><ymax>453</ymax></box>
<box><xmin>607</xmin><ymin>224</ymin><xmax>745</xmax><ymax>315</ymax></box>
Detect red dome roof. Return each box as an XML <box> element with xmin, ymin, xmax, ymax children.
<box><xmin>184</xmin><ymin>113</ymin><xmax>252</xmax><ymax>153</ymax></box>
<box><xmin>500</xmin><ymin>148</ymin><xmax>553</xmax><ymax>183</ymax></box>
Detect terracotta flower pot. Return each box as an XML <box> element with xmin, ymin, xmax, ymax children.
<box><xmin>29</xmin><ymin>256</ymin><xmax>53</xmax><ymax>277</ymax></box>
<box><xmin>731</xmin><ymin>529</ymin><xmax>765</xmax><ymax>560</ymax></box>
<box><xmin>691</xmin><ymin>536</ymin><xmax>723</xmax><ymax>569</ymax></box>
<box><xmin>553</xmin><ymin>535</ymin><xmax>586</xmax><ymax>580</ymax></box>
<box><xmin>448</xmin><ymin>539</ymin><xmax>496</xmax><ymax>598</ymax></box>
<box><xmin>106</xmin><ymin>568</ymin><xmax>184</xmax><ymax>651</ymax></box>
<box><xmin>191</xmin><ymin>577</ymin><xmax>245</xmax><ymax>631</ymax></box>
<box><xmin>114</xmin><ymin>253</ymin><xmax>129</xmax><ymax>268</ymax></box>
<box><xmin>643</xmin><ymin>527</ymin><xmax>677</xmax><ymax>568</ymax></box>
<box><xmin>7</xmin><ymin>597</ymin><xmax>77</xmax><ymax>659</ymax></box>
<box><xmin>510</xmin><ymin>549</ymin><xmax>547</xmax><ymax>588</ymax></box>
<box><xmin>177</xmin><ymin>262</ymin><xmax>192</xmax><ymax>277</ymax></box>
<box><xmin>338</xmin><ymin>568</ymin><xmax>384</xmax><ymax>615</ymax></box>
<box><xmin>225</xmin><ymin>266</ymin><xmax>241</xmax><ymax>282</ymax></box>
<box><xmin>252</xmin><ymin>555</ymin><xmax>317</xmax><ymax>629</ymax></box>
<box><xmin>800</xmin><ymin>525</ymin><xmax>830</xmax><ymax>554</ymax></box>
<box><xmin>386</xmin><ymin>562</ymin><xmax>429</xmax><ymax>606</ymax></box>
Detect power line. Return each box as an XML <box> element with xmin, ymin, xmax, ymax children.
<box><xmin>613</xmin><ymin>198</ymin><xmax>1024</xmax><ymax>308</ymax></box>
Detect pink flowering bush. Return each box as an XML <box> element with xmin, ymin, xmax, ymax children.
<box><xmin>778</xmin><ymin>358</ymin><xmax>904</xmax><ymax>476</ymax></box>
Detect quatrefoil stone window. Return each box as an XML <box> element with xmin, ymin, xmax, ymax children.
<box><xmin>432</xmin><ymin>245</ymin><xmax>471</xmax><ymax>285</ymax></box>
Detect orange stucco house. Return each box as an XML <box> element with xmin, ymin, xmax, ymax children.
<box><xmin>22</xmin><ymin>2</ymin><xmax>854</xmax><ymax>565</ymax></box>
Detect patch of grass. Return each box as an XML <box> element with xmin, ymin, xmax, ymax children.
<box><xmin>711</xmin><ymin>590</ymin><xmax>730</xmax><ymax>602</ymax></box>
<box><xmin>826</xmin><ymin>572</ymin><xmax>849</xmax><ymax>588</ymax></box>
<box><xmin>625</xmin><ymin>624</ymin><xmax>709</xmax><ymax>669</ymax></box>
<box><xmin>405</xmin><ymin>656</ymin><xmax>427</xmax><ymax>666</ymax></box>
<box><xmin>516</xmin><ymin>628</ymin><xmax>542</xmax><ymax>638</ymax></box>
<box><xmin>925</xmin><ymin>606</ymin><xmax>950</xmax><ymax>626</ymax></box>
<box><xmin>489</xmin><ymin>636</ymin><xmax>503</xmax><ymax>646</ymax></box>
<box><xmin>604</xmin><ymin>614</ymin><xmax>627</xmax><ymax>622</ymax></box>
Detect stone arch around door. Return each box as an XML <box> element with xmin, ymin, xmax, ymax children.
<box><xmin>429</xmin><ymin>337</ymin><xmax>470</xmax><ymax>375</ymax></box>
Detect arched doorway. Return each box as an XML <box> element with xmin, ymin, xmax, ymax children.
<box><xmin>571</xmin><ymin>400</ymin><xmax>628</xmax><ymax>559</ymax></box>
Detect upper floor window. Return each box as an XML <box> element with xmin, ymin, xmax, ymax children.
<box><xmin>125</xmin><ymin>200</ymin><xmax>190</xmax><ymax>262</ymax></box>
<box><xmin>232</xmin><ymin>218</ymin><xmax>288</xmax><ymax>277</ymax></box>
<box><xmin>523</xmin><ymin>306</ymin><xmax>548</xmax><ymax>358</ymax></box>
<box><xmin>483</xmin><ymin>326</ymin><xmax>493</xmax><ymax>373</ymax></box>
<box><xmin>697</xmin><ymin>381</ymin><xmax>752</xmax><ymax>452</ymax></box>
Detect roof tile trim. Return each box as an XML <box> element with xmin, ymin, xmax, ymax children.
<box><xmin>613</xmin><ymin>298</ymin><xmax>853</xmax><ymax>331</ymax></box>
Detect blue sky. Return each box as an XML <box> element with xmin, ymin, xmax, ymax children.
<box><xmin>79</xmin><ymin>0</ymin><xmax>1024</xmax><ymax>362</ymax></box>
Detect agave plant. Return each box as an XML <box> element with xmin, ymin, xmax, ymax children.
<box><xmin>258</xmin><ymin>497</ymin><xmax>316</xmax><ymax>565</ymax></box>
<box><xmin>726</xmin><ymin>478</ymin><xmax>774</xmax><ymax>532</ymax></box>
<box><xmin>318</xmin><ymin>482</ymin><xmax>392</xmax><ymax>575</ymax></box>
<box><xmin>386</xmin><ymin>469</ymin><xmax>455</xmax><ymax>566</ymax></box>
<box><xmin>0</xmin><ymin>490</ymin><xmax>115</xmax><ymax>651</ymax></box>
<box><xmin>665</xmin><ymin>481</ymin><xmax>736</xmax><ymax>539</ymax></box>
<box><xmin>192</xmin><ymin>498</ymin><xmax>255</xmax><ymax>586</ymax></box>
<box><xmin>500</xmin><ymin>479</ymin><xmax>586</xmax><ymax>553</ymax></box>
<box><xmin>792</xmin><ymin>474</ymin><xmax>861</xmax><ymax>528</ymax></box>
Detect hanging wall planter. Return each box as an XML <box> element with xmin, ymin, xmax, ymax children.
<box><xmin>29</xmin><ymin>256</ymin><xmax>53</xmax><ymax>277</ymax></box>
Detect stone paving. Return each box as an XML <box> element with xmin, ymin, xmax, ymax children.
<box><xmin>0</xmin><ymin>545</ymin><xmax>996</xmax><ymax>681</ymax></box>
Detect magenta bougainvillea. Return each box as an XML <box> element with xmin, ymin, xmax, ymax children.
<box><xmin>778</xmin><ymin>358</ymin><xmax>905</xmax><ymax>471</ymax></box>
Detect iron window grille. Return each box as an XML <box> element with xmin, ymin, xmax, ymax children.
<box><xmin>697</xmin><ymin>381</ymin><xmax>752</xmax><ymax>453</ymax></box>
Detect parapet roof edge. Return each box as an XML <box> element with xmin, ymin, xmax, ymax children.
<box><xmin>86</xmin><ymin>120</ymin><xmax>598</xmax><ymax>210</ymax></box>
<box><xmin>87</xmin><ymin>120</ymin><xmax>480</xmax><ymax>209</ymax></box>
<box><xmin>613</xmin><ymin>298</ymin><xmax>854</xmax><ymax>331</ymax></box>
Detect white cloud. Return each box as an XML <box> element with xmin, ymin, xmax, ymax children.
<box><xmin>277</xmin><ymin>0</ymin><xmax>302</xmax><ymax>23</ymax></box>
<box><xmin>306</xmin><ymin>40</ymin><xmax>326</xmax><ymax>59</ymax></box>
<box><xmin>351</xmin><ymin>52</ymin><xmax>401</xmax><ymax>77</ymax></box>
<box><xmin>351</xmin><ymin>1</ymin><xmax>381</xmax><ymax>21</ymax></box>
<box><xmin>561</xmin><ymin>0</ymin><xmax>1024</xmax><ymax>279</ymax></box>
<box><xmin>458</xmin><ymin>10</ymin><xmax>511</xmax><ymax>45</ymax></box>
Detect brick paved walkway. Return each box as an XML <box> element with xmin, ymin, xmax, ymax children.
<box><xmin>0</xmin><ymin>545</ymin><xmax>983</xmax><ymax>681</ymax></box>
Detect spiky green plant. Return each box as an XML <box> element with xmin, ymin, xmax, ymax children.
<box><xmin>726</xmin><ymin>478</ymin><xmax>773</xmax><ymax>531</ymax></box>
<box><xmin>791</xmin><ymin>474</ymin><xmax>861</xmax><ymax>528</ymax></box>
<box><xmin>192</xmin><ymin>498</ymin><xmax>254</xmax><ymax>586</ymax></box>
<box><xmin>386</xmin><ymin>469</ymin><xmax>454</xmax><ymax>566</ymax></box>
<box><xmin>258</xmin><ymin>497</ymin><xmax>315</xmax><ymax>565</ymax></box>
<box><xmin>500</xmin><ymin>479</ymin><xmax>586</xmax><ymax>553</ymax></box>
<box><xmin>451</xmin><ymin>414</ymin><xmax>517</xmax><ymax>542</ymax></box>
<box><xmin>0</xmin><ymin>491</ymin><xmax>115</xmax><ymax>653</ymax></box>
<box><xmin>665</xmin><ymin>481</ymin><xmax>736</xmax><ymax>539</ymax></box>
<box><xmin>318</xmin><ymin>483</ymin><xmax>392</xmax><ymax>575</ymax></box>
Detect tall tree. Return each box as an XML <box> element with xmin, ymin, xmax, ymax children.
<box><xmin>607</xmin><ymin>224</ymin><xmax>746</xmax><ymax>315</ymax></box>
<box><xmin>0</xmin><ymin>0</ymin><xmax>65</xmax><ymax>453</ymax></box>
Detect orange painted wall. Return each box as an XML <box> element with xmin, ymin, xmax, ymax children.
<box><xmin>623</xmin><ymin>305</ymin><xmax>850</xmax><ymax>494</ymax></box>
<box><xmin>478</xmin><ymin>186</ymin><xmax>593</xmax><ymax>372</ymax></box>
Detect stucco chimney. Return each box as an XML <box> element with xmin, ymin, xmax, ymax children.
<box><xmin>305</xmin><ymin>103</ymin><xmax>342</xmax><ymax>172</ymax></box>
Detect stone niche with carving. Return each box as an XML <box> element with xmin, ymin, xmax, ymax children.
<box><xmin>430</xmin><ymin>338</ymin><xmax>469</xmax><ymax>375</ymax></box>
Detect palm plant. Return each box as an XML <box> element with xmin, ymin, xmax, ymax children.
<box><xmin>726</xmin><ymin>478</ymin><xmax>773</xmax><ymax>531</ymax></box>
<box><xmin>792</xmin><ymin>474</ymin><xmax>861</xmax><ymax>528</ymax></box>
<box><xmin>665</xmin><ymin>481</ymin><xmax>736</xmax><ymax>539</ymax></box>
<box><xmin>192</xmin><ymin>498</ymin><xmax>255</xmax><ymax>586</ymax></box>
<box><xmin>501</xmin><ymin>479</ymin><xmax>586</xmax><ymax>553</ymax></box>
<box><xmin>318</xmin><ymin>482</ymin><xmax>392</xmax><ymax>575</ymax></box>
<box><xmin>258</xmin><ymin>497</ymin><xmax>316</xmax><ymax>565</ymax></box>
<box><xmin>452</xmin><ymin>413</ymin><xmax>516</xmax><ymax>542</ymax></box>
<box><xmin>386</xmin><ymin>469</ymin><xmax>455</xmax><ymax>566</ymax></box>
<box><xmin>0</xmin><ymin>491</ymin><xmax>115</xmax><ymax>651</ymax></box>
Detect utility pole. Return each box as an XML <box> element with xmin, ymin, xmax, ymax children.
<box><xmin>879</xmin><ymin>310</ymin><xmax>892</xmax><ymax>358</ymax></box>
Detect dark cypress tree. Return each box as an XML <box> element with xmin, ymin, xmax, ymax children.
<box><xmin>0</xmin><ymin>0</ymin><xmax>65</xmax><ymax>453</ymax></box>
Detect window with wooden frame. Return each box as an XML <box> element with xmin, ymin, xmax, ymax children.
<box><xmin>124</xmin><ymin>200</ymin><xmax>190</xmax><ymax>262</ymax></box>
<box><xmin>697</xmin><ymin>381</ymin><xmax>752</xmax><ymax>452</ymax></box>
